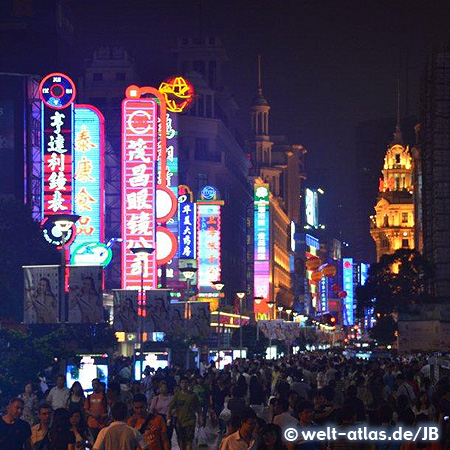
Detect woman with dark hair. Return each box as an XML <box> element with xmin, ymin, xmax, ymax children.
<box><xmin>67</xmin><ymin>382</ymin><xmax>85</xmax><ymax>413</ymax></box>
<box><xmin>49</xmin><ymin>408</ymin><xmax>76</xmax><ymax>450</ymax></box>
<box><xmin>258</xmin><ymin>423</ymin><xmax>288</xmax><ymax>450</ymax></box>
<box><xmin>413</xmin><ymin>391</ymin><xmax>436</xmax><ymax>421</ymax></box>
<box><xmin>249</xmin><ymin>375</ymin><xmax>266</xmax><ymax>406</ymax></box>
<box><xmin>19</xmin><ymin>381</ymin><xmax>38</xmax><ymax>426</ymax></box>
<box><xmin>69</xmin><ymin>409</ymin><xmax>94</xmax><ymax>449</ymax></box>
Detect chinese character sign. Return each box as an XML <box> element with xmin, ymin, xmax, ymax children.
<box><xmin>42</xmin><ymin>104</ymin><xmax>73</xmax><ymax>216</ymax></box>
<box><xmin>254</xmin><ymin>184</ymin><xmax>270</xmax><ymax>319</ymax></box>
<box><xmin>342</xmin><ymin>258</ymin><xmax>354</xmax><ymax>326</ymax></box>
<box><xmin>122</xmin><ymin>99</ymin><xmax>158</xmax><ymax>290</ymax></box>
<box><xmin>179</xmin><ymin>195</ymin><xmax>196</xmax><ymax>259</ymax></box>
<box><xmin>72</xmin><ymin>105</ymin><xmax>104</xmax><ymax>250</ymax></box>
<box><xmin>197</xmin><ymin>204</ymin><xmax>221</xmax><ymax>295</ymax></box>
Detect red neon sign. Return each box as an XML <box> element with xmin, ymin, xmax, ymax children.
<box><xmin>122</xmin><ymin>97</ymin><xmax>158</xmax><ymax>290</ymax></box>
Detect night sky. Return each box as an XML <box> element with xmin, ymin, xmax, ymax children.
<box><xmin>73</xmin><ymin>0</ymin><xmax>450</xmax><ymax>254</ymax></box>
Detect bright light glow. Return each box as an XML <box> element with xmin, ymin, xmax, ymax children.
<box><xmin>72</xmin><ymin>105</ymin><xmax>104</xmax><ymax>252</ymax></box>
<box><xmin>178</xmin><ymin>186</ymin><xmax>196</xmax><ymax>259</ymax></box>
<box><xmin>305</xmin><ymin>188</ymin><xmax>319</xmax><ymax>228</ymax></box>
<box><xmin>156</xmin><ymin>227</ymin><xmax>177</xmax><ymax>264</ymax></box>
<box><xmin>71</xmin><ymin>242</ymin><xmax>112</xmax><ymax>267</ymax></box>
<box><xmin>197</xmin><ymin>204</ymin><xmax>221</xmax><ymax>296</ymax></box>
<box><xmin>236</xmin><ymin>292</ymin><xmax>245</xmax><ymax>299</ymax></box>
<box><xmin>290</xmin><ymin>221</ymin><xmax>296</xmax><ymax>252</ymax></box>
<box><xmin>122</xmin><ymin>98</ymin><xmax>157</xmax><ymax>289</ymax></box>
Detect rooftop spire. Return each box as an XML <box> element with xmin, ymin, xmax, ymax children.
<box><xmin>392</xmin><ymin>76</ymin><xmax>403</xmax><ymax>144</ymax></box>
<box><xmin>253</xmin><ymin>55</ymin><xmax>269</xmax><ymax>107</ymax></box>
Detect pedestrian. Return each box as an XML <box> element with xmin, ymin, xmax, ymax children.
<box><xmin>67</xmin><ymin>382</ymin><xmax>85</xmax><ymax>413</ymax></box>
<box><xmin>149</xmin><ymin>380</ymin><xmax>174</xmax><ymax>443</ymax></box>
<box><xmin>0</xmin><ymin>397</ymin><xmax>32</xmax><ymax>450</ymax></box>
<box><xmin>46</xmin><ymin>375</ymin><xmax>70</xmax><ymax>411</ymax></box>
<box><xmin>219</xmin><ymin>407</ymin><xmax>258</xmax><ymax>450</ymax></box>
<box><xmin>48</xmin><ymin>408</ymin><xmax>76</xmax><ymax>450</ymax></box>
<box><xmin>169</xmin><ymin>376</ymin><xmax>202</xmax><ymax>450</ymax></box>
<box><xmin>93</xmin><ymin>401</ymin><xmax>149</xmax><ymax>450</ymax></box>
<box><xmin>20</xmin><ymin>382</ymin><xmax>39</xmax><ymax>426</ymax></box>
<box><xmin>258</xmin><ymin>423</ymin><xmax>287</xmax><ymax>450</ymax></box>
<box><xmin>128</xmin><ymin>394</ymin><xmax>170</xmax><ymax>450</ymax></box>
<box><xmin>69</xmin><ymin>409</ymin><xmax>94</xmax><ymax>449</ymax></box>
<box><xmin>84</xmin><ymin>378</ymin><xmax>108</xmax><ymax>440</ymax></box>
<box><xmin>30</xmin><ymin>403</ymin><xmax>52</xmax><ymax>449</ymax></box>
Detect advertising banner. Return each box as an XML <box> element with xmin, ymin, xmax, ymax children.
<box><xmin>113</xmin><ymin>289</ymin><xmax>139</xmax><ymax>332</ymax></box>
<box><xmin>23</xmin><ymin>265</ymin><xmax>60</xmax><ymax>324</ymax></box>
<box><xmin>189</xmin><ymin>302</ymin><xmax>210</xmax><ymax>338</ymax></box>
<box><xmin>168</xmin><ymin>302</ymin><xmax>186</xmax><ymax>336</ymax></box>
<box><xmin>68</xmin><ymin>266</ymin><xmax>104</xmax><ymax>323</ymax></box>
<box><xmin>145</xmin><ymin>289</ymin><xmax>171</xmax><ymax>333</ymax></box>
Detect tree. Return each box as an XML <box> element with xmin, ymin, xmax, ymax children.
<box><xmin>356</xmin><ymin>249</ymin><xmax>433</xmax><ymax>317</ymax></box>
<box><xmin>369</xmin><ymin>315</ymin><xmax>397</xmax><ymax>345</ymax></box>
<box><xmin>0</xmin><ymin>198</ymin><xmax>59</xmax><ymax>321</ymax></box>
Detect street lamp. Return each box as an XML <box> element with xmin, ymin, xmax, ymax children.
<box><xmin>254</xmin><ymin>296</ymin><xmax>263</xmax><ymax>304</ymax></box>
<box><xmin>236</xmin><ymin>292</ymin><xmax>245</xmax><ymax>360</ymax></box>
<box><xmin>212</xmin><ymin>280</ymin><xmax>225</xmax><ymax>366</ymax></box>
<box><xmin>267</xmin><ymin>301</ymin><xmax>274</xmax><ymax>321</ymax></box>
<box><xmin>130</xmin><ymin>246</ymin><xmax>155</xmax><ymax>380</ymax></box>
<box><xmin>277</xmin><ymin>305</ymin><xmax>283</xmax><ymax>320</ymax></box>
<box><xmin>285</xmin><ymin>308</ymin><xmax>292</xmax><ymax>321</ymax></box>
<box><xmin>47</xmin><ymin>213</ymin><xmax>80</xmax><ymax>323</ymax></box>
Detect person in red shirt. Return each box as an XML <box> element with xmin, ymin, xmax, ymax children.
<box><xmin>84</xmin><ymin>378</ymin><xmax>108</xmax><ymax>440</ymax></box>
<box><xmin>128</xmin><ymin>394</ymin><xmax>170</xmax><ymax>450</ymax></box>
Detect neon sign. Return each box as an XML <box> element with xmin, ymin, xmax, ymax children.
<box><xmin>121</xmin><ymin>95</ymin><xmax>158</xmax><ymax>290</ymax></box>
<box><xmin>197</xmin><ymin>203</ymin><xmax>222</xmax><ymax>296</ymax></box>
<box><xmin>70</xmin><ymin>242</ymin><xmax>113</xmax><ymax>267</ymax></box>
<box><xmin>72</xmin><ymin>105</ymin><xmax>104</xmax><ymax>249</ymax></box>
<box><xmin>254</xmin><ymin>184</ymin><xmax>270</xmax><ymax>320</ymax></box>
<box><xmin>159</xmin><ymin>76</ymin><xmax>195</xmax><ymax>113</ymax></box>
<box><xmin>342</xmin><ymin>258</ymin><xmax>354</xmax><ymax>326</ymax></box>
<box><xmin>178</xmin><ymin>185</ymin><xmax>196</xmax><ymax>259</ymax></box>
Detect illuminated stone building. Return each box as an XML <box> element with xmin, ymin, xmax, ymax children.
<box><xmin>370</xmin><ymin>124</ymin><xmax>415</xmax><ymax>261</ymax></box>
<box><xmin>248</xmin><ymin>58</ymin><xmax>306</xmax><ymax>316</ymax></box>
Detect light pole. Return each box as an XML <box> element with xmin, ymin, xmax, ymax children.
<box><xmin>47</xmin><ymin>213</ymin><xmax>80</xmax><ymax>324</ymax></box>
<box><xmin>267</xmin><ymin>301</ymin><xmax>274</xmax><ymax>320</ymax></box>
<box><xmin>130</xmin><ymin>247</ymin><xmax>154</xmax><ymax>380</ymax></box>
<box><xmin>236</xmin><ymin>292</ymin><xmax>245</xmax><ymax>360</ymax></box>
<box><xmin>212</xmin><ymin>280</ymin><xmax>224</xmax><ymax>367</ymax></box>
<box><xmin>180</xmin><ymin>266</ymin><xmax>198</xmax><ymax>370</ymax></box>
<box><xmin>266</xmin><ymin>300</ymin><xmax>274</xmax><ymax>352</ymax></box>
<box><xmin>285</xmin><ymin>308</ymin><xmax>292</xmax><ymax>321</ymax></box>
<box><xmin>277</xmin><ymin>305</ymin><xmax>283</xmax><ymax>320</ymax></box>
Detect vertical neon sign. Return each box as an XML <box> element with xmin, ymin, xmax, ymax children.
<box><xmin>179</xmin><ymin>185</ymin><xmax>196</xmax><ymax>259</ymax></box>
<box><xmin>342</xmin><ymin>258</ymin><xmax>354</xmax><ymax>326</ymax></box>
<box><xmin>72</xmin><ymin>105</ymin><xmax>104</xmax><ymax>248</ymax></box>
<box><xmin>39</xmin><ymin>73</ymin><xmax>77</xmax><ymax>218</ymax></box>
<box><xmin>197</xmin><ymin>203</ymin><xmax>221</xmax><ymax>296</ymax></box>
<box><xmin>254</xmin><ymin>183</ymin><xmax>270</xmax><ymax>319</ymax></box>
<box><xmin>121</xmin><ymin>96</ymin><xmax>158</xmax><ymax>290</ymax></box>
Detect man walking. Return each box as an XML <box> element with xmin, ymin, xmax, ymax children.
<box><xmin>169</xmin><ymin>377</ymin><xmax>202</xmax><ymax>450</ymax></box>
<box><xmin>30</xmin><ymin>404</ymin><xmax>52</xmax><ymax>449</ymax></box>
<box><xmin>0</xmin><ymin>398</ymin><xmax>31</xmax><ymax>450</ymax></box>
<box><xmin>46</xmin><ymin>374</ymin><xmax>69</xmax><ymax>410</ymax></box>
<box><xmin>85</xmin><ymin>378</ymin><xmax>108</xmax><ymax>440</ymax></box>
<box><xmin>93</xmin><ymin>402</ymin><xmax>149</xmax><ymax>450</ymax></box>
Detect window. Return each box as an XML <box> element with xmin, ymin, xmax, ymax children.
<box><xmin>197</xmin><ymin>94</ymin><xmax>204</xmax><ymax>117</ymax></box>
<box><xmin>402</xmin><ymin>239</ymin><xmax>409</xmax><ymax>248</ymax></box>
<box><xmin>402</xmin><ymin>212</ymin><xmax>408</xmax><ymax>223</ymax></box>
<box><xmin>116</xmin><ymin>72</ymin><xmax>125</xmax><ymax>81</ymax></box>
<box><xmin>193</xmin><ymin>60</ymin><xmax>205</xmax><ymax>76</ymax></box>
<box><xmin>93</xmin><ymin>72</ymin><xmax>103</xmax><ymax>81</ymax></box>
<box><xmin>196</xmin><ymin>173</ymin><xmax>208</xmax><ymax>191</ymax></box>
<box><xmin>208</xmin><ymin>61</ymin><xmax>217</xmax><ymax>88</ymax></box>
<box><xmin>205</xmin><ymin>94</ymin><xmax>213</xmax><ymax>118</ymax></box>
<box><xmin>395</xmin><ymin>154</ymin><xmax>401</xmax><ymax>164</ymax></box>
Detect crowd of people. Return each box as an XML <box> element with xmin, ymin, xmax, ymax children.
<box><xmin>0</xmin><ymin>352</ymin><xmax>449</xmax><ymax>450</ymax></box>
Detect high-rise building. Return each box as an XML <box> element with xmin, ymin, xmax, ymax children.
<box><xmin>420</xmin><ymin>49</ymin><xmax>450</xmax><ymax>303</ymax></box>
<box><xmin>370</xmin><ymin>123</ymin><xmax>415</xmax><ymax>261</ymax></box>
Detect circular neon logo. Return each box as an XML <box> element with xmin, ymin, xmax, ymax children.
<box><xmin>200</xmin><ymin>185</ymin><xmax>217</xmax><ymax>201</ymax></box>
<box><xmin>39</xmin><ymin>73</ymin><xmax>76</xmax><ymax>109</ymax></box>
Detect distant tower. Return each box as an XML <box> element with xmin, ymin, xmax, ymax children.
<box><xmin>249</xmin><ymin>56</ymin><xmax>273</xmax><ymax>172</ymax></box>
<box><xmin>370</xmin><ymin>94</ymin><xmax>415</xmax><ymax>260</ymax></box>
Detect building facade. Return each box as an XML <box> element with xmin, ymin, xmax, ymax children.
<box><xmin>420</xmin><ymin>49</ymin><xmax>450</xmax><ymax>303</ymax></box>
<box><xmin>370</xmin><ymin>125</ymin><xmax>415</xmax><ymax>261</ymax></box>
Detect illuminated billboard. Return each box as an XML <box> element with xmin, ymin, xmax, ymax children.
<box><xmin>342</xmin><ymin>258</ymin><xmax>354</xmax><ymax>326</ymax></box>
<box><xmin>121</xmin><ymin>96</ymin><xmax>158</xmax><ymax>290</ymax></box>
<box><xmin>254</xmin><ymin>183</ymin><xmax>270</xmax><ymax>320</ymax></box>
<box><xmin>305</xmin><ymin>188</ymin><xmax>319</xmax><ymax>228</ymax></box>
<box><xmin>197</xmin><ymin>203</ymin><xmax>221</xmax><ymax>296</ymax></box>
<box><xmin>72</xmin><ymin>105</ymin><xmax>104</xmax><ymax>249</ymax></box>
<box><xmin>40</xmin><ymin>73</ymin><xmax>76</xmax><ymax>217</ymax></box>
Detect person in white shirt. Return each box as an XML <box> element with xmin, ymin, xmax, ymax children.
<box><xmin>220</xmin><ymin>408</ymin><xmax>259</xmax><ymax>450</ymax></box>
<box><xmin>272</xmin><ymin>398</ymin><xmax>298</xmax><ymax>429</ymax></box>
<box><xmin>46</xmin><ymin>374</ymin><xmax>70</xmax><ymax>410</ymax></box>
<box><xmin>93</xmin><ymin>402</ymin><xmax>149</xmax><ymax>450</ymax></box>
